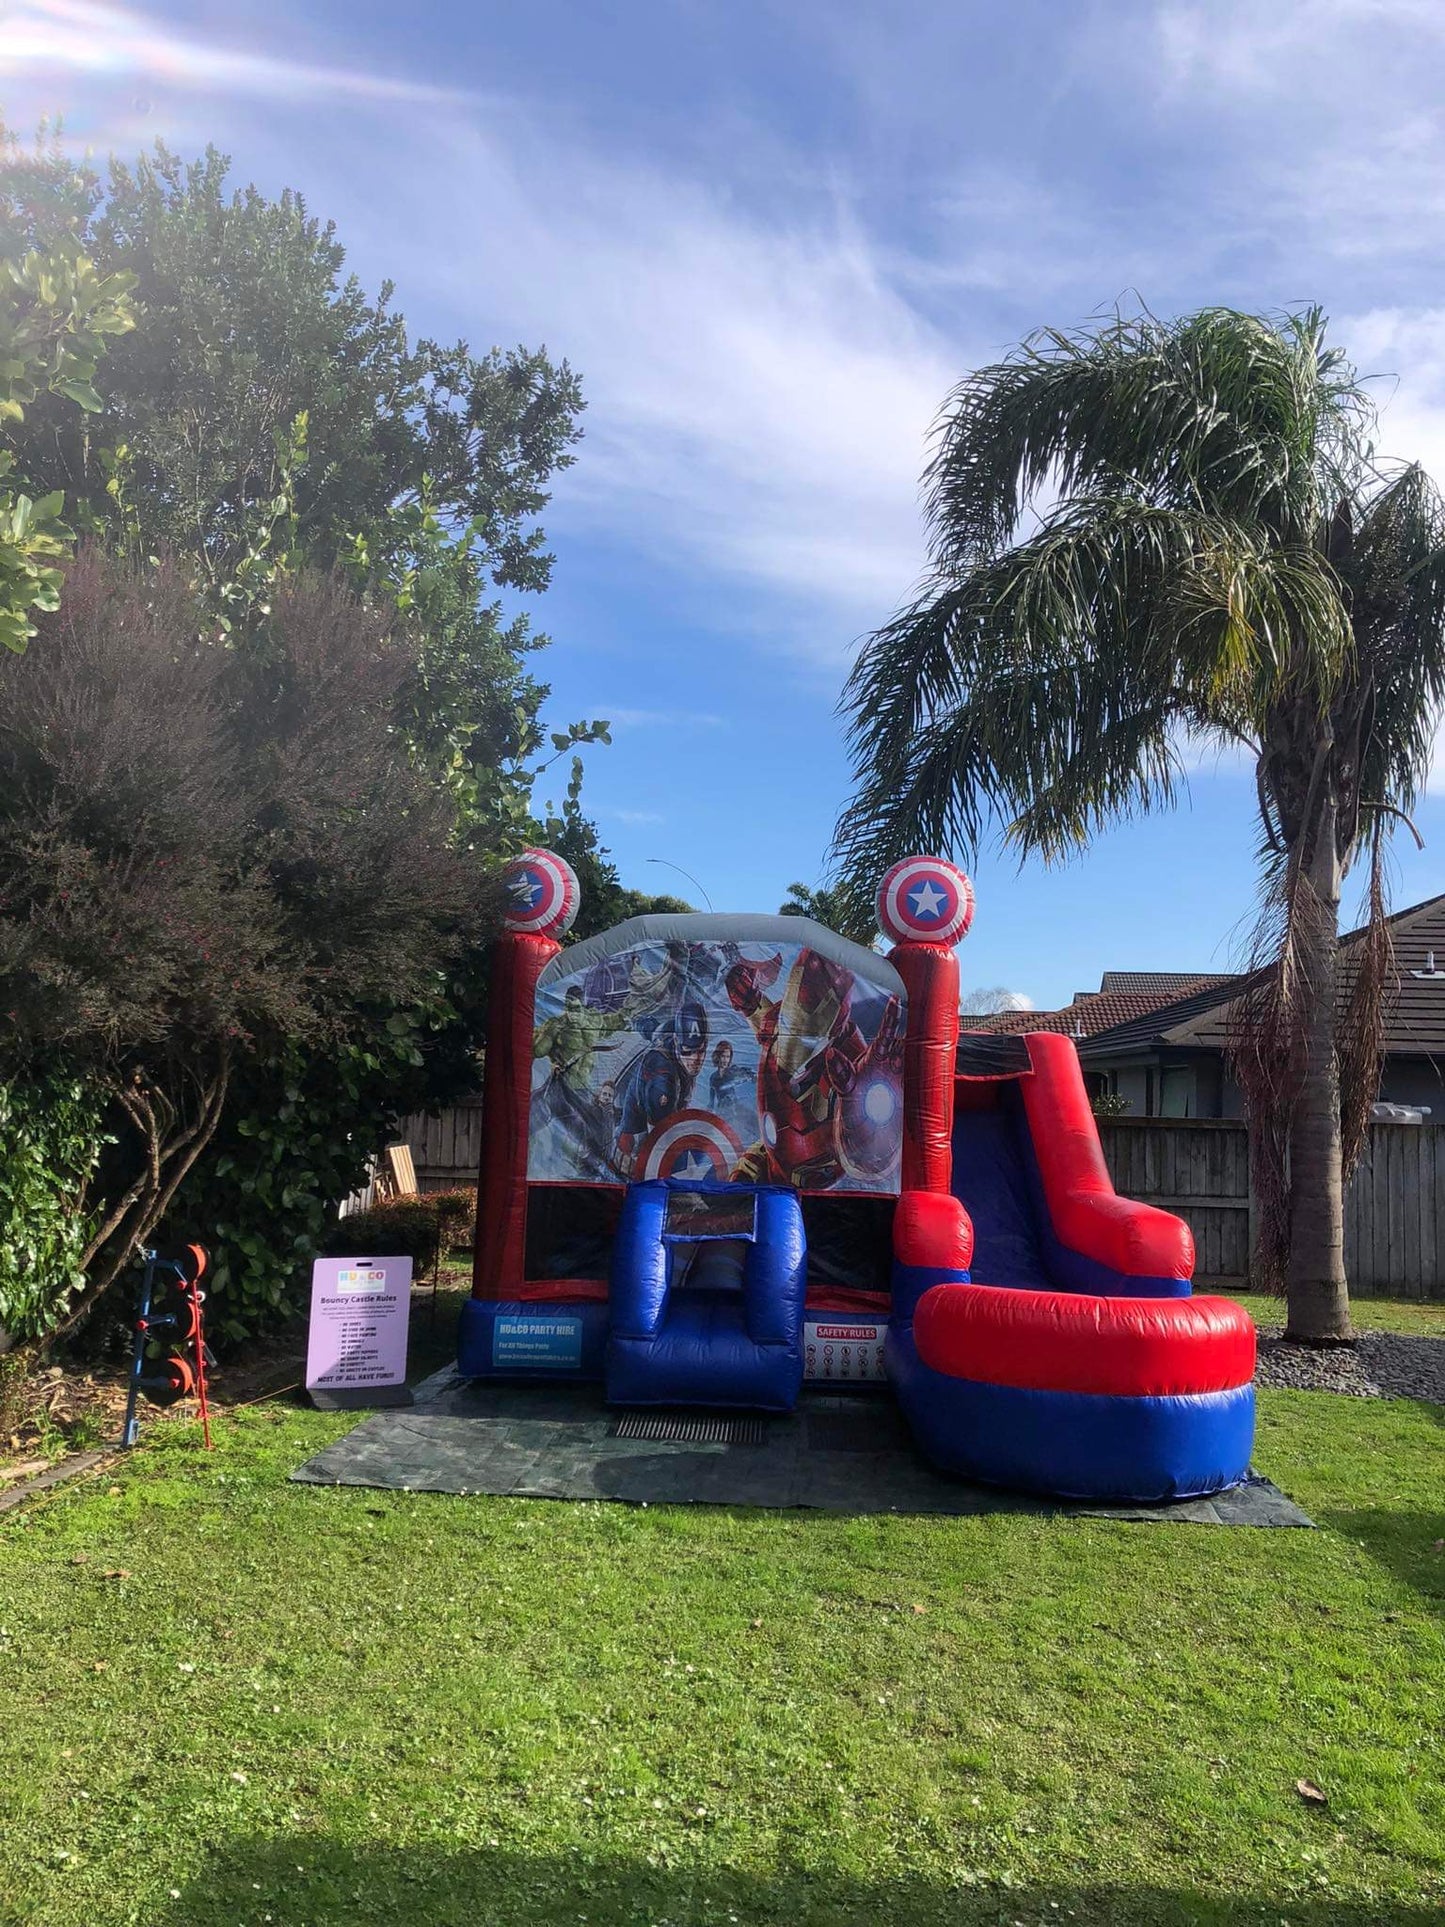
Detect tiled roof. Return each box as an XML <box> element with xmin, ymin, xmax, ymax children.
<box><xmin>1070</xmin><ymin>892</ymin><xmax>1445</xmax><ymax>1059</ymax></box>
<box><xmin>1167</xmin><ymin>893</ymin><xmax>1445</xmax><ymax>1056</ymax></box>
<box><xmin>963</xmin><ymin>975</ymin><xmax>1239</xmax><ymax>1040</ymax></box>
<box><xmin>1099</xmin><ymin>971</ymin><xmax>1228</xmax><ymax>994</ymax></box>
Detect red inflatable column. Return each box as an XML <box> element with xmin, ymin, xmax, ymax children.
<box><xmin>875</xmin><ymin>857</ymin><xmax>974</xmax><ymax>1195</ymax></box>
<box><xmin>471</xmin><ymin>849</ymin><xmax>581</xmax><ymax>1300</ymax></box>
<box><xmin>472</xmin><ymin>931</ymin><xmax>559</xmax><ymax>1299</ymax></box>
<box><xmin>892</xmin><ymin>942</ymin><xmax>960</xmax><ymax>1193</ymax></box>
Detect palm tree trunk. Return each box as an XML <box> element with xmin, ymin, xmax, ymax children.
<box><xmin>1284</xmin><ymin>793</ymin><xmax>1353</xmax><ymax>1344</ymax></box>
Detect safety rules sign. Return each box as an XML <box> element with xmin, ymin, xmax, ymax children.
<box><xmin>305</xmin><ymin>1255</ymin><xmax>414</xmax><ymax>1408</ymax></box>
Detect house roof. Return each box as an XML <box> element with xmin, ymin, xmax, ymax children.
<box><xmin>964</xmin><ymin>974</ymin><xmax>1239</xmax><ymax>1040</ymax></box>
<box><xmin>1099</xmin><ymin>971</ymin><xmax>1226</xmax><ymax>994</ymax></box>
<box><xmin>1075</xmin><ymin>891</ymin><xmax>1445</xmax><ymax>1061</ymax></box>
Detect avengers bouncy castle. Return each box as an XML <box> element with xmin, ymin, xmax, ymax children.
<box><xmin>461</xmin><ymin>848</ymin><xmax>1256</xmax><ymax>1502</ymax></box>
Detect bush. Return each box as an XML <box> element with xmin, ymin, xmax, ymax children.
<box><xmin>0</xmin><ymin>1071</ymin><xmax>110</xmax><ymax>1347</ymax></box>
<box><xmin>1090</xmin><ymin>1091</ymin><xmax>1132</xmax><ymax>1119</ymax></box>
<box><xmin>166</xmin><ymin>1033</ymin><xmax>436</xmax><ymax>1347</ymax></box>
<box><xmin>430</xmin><ymin>1187</ymin><xmax>477</xmax><ymax>1253</ymax></box>
<box><xmin>325</xmin><ymin>1198</ymin><xmax>445</xmax><ymax>1275</ymax></box>
<box><xmin>1</xmin><ymin>552</ymin><xmax>492</xmax><ymax>1331</ymax></box>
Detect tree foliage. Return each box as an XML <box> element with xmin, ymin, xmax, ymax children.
<box><xmin>2</xmin><ymin>129</ymin><xmax>601</xmax><ymax>852</ymax></box>
<box><xmin>0</xmin><ymin>550</ymin><xmax>491</xmax><ymax>1328</ymax></box>
<box><xmin>958</xmin><ymin>986</ymin><xmax>1031</xmax><ymax>1017</ymax></box>
<box><xmin>838</xmin><ymin>306</ymin><xmax>1445</xmax><ymax>1341</ymax></box>
<box><xmin>779</xmin><ymin>879</ymin><xmax>877</xmax><ymax>947</ymax></box>
<box><xmin>0</xmin><ymin>127</ymin><xmax>135</xmax><ymax>652</ymax></box>
<box><xmin>0</xmin><ymin>128</ymin><xmax>663</xmax><ymax>1340</ymax></box>
<box><xmin>0</xmin><ymin>1071</ymin><xmax>110</xmax><ymax>1346</ymax></box>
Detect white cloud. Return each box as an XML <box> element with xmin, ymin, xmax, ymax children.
<box><xmin>382</xmin><ymin>113</ymin><xmax>961</xmax><ymax>654</ymax></box>
<box><xmin>606</xmin><ymin>807</ymin><xmax>666</xmax><ymax>826</ymax></box>
<box><xmin>1153</xmin><ymin>0</ymin><xmax>1445</xmax><ymax>93</ymax></box>
<box><xmin>4</xmin><ymin>3</ymin><xmax>965</xmax><ymax>662</ymax></box>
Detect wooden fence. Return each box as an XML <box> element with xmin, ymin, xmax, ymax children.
<box><xmin>1097</xmin><ymin>1118</ymin><xmax>1251</xmax><ymax>1286</ymax></box>
<box><xmin>400</xmin><ymin>1096</ymin><xmax>485</xmax><ymax>1193</ymax></box>
<box><xmin>1099</xmin><ymin>1115</ymin><xmax>1445</xmax><ymax>1299</ymax></box>
<box><xmin>398</xmin><ymin>1100</ymin><xmax>1445</xmax><ymax>1299</ymax></box>
<box><xmin>1341</xmin><ymin>1122</ymin><xmax>1445</xmax><ymax>1299</ymax></box>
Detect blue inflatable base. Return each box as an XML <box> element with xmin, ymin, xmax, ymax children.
<box><xmin>887</xmin><ymin>1327</ymin><xmax>1255</xmax><ymax>1503</ymax></box>
<box><xmin>604</xmin><ymin>1179</ymin><xmax>806</xmax><ymax>1413</ymax></box>
<box><xmin>457</xmin><ymin>1296</ymin><xmax>609</xmax><ymax>1381</ymax></box>
<box><xmin>608</xmin><ymin>1295</ymin><xmax>802</xmax><ymax>1412</ymax></box>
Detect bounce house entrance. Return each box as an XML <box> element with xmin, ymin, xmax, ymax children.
<box><xmin>606</xmin><ymin>1181</ymin><xmax>806</xmax><ymax>1411</ymax></box>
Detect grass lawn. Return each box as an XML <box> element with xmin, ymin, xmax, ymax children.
<box><xmin>1</xmin><ymin>1295</ymin><xmax>1442</xmax><ymax>1927</ymax></box>
<box><xmin>1232</xmin><ymin>1290</ymin><xmax>1445</xmax><ymax>1337</ymax></box>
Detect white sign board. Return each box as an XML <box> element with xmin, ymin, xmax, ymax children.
<box><xmin>305</xmin><ymin>1254</ymin><xmax>413</xmax><ymax>1408</ymax></box>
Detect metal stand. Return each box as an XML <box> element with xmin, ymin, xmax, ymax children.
<box><xmin>119</xmin><ymin>1245</ymin><xmax>214</xmax><ymax>1449</ymax></box>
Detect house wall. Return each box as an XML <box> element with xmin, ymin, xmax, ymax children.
<box><xmin>1088</xmin><ymin>1051</ymin><xmax>1445</xmax><ymax>1121</ymax></box>
<box><xmin>1089</xmin><ymin>1054</ymin><xmax>1224</xmax><ymax>1119</ymax></box>
<box><xmin>1113</xmin><ymin>1065</ymin><xmax>1153</xmax><ymax>1116</ymax></box>
<box><xmin>1379</xmin><ymin>1056</ymin><xmax>1445</xmax><ymax>1112</ymax></box>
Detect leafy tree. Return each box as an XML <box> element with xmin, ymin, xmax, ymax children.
<box><xmin>0</xmin><ymin>550</ymin><xmax>490</xmax><ymax>1335</ymax></box>
<box><xmin>1</xmin><ymin>131</ymin><xmax>603</xmax><ymax>847</ymax></box>
<box><xmin>0</xmin><ymin>128</ymin><xmax>632</xmax><ymax>1333</ymax></box>
<box><xmin>0</xmin><ymin>140</ymin><xmax>135</xmax><ymax>652</ymax></box>
<box><xmin>6</xmin><ymin>143</ymin><xmax>578</xmax><ymax>582</ymax></box>
<box><xmin>837</xmin><ymin>306</ymin><xmax>1445</xmax><ymax>1344</ymax></box>
<box><xmin>779</xmin><ymin>879</ymin><xmax>877</xmax><ymax>947</ymax></box>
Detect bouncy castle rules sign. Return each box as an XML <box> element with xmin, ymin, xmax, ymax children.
<box><xmin>305</xmin><ymin>1255</ymin><xmax>413</xmax><ymax>1409</ymax></box>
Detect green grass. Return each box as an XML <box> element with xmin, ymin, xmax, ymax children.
<box><xmin>1</xmin><ymin>1303</ymin><xmax>1442</xmax><ymax>1927</ymax></box>
<box><xmin>1232</xmin><ymin>1290</ymin><xmax>1445</xmax><ymax>1337</ymax></box>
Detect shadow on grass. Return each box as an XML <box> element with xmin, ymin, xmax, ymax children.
<box><xmin>1320</xmin><ymin>1503</ymin><xmax>1445</xmax><ymax>1619</ymax></box>
<box><xmin>154</xmin><ymin>1838</ymin><xmax>1443</xmax><ymax>1927</ymax></box>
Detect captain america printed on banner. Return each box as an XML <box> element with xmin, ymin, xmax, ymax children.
<box><xmin>528</xmin><ymin>931</ymin><xmax>907</xmax><ymax>1193</ymax></box>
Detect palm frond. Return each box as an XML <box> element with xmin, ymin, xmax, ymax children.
<box><xmin>1341</xmin><ymin>462</ymin><xmax>1445</xmax><ymax>823</ymax></box>
<box><xmin>1337</xmin><ymin>838</ymin><xmax>1393</xmax><ymax>1178</ymax></box>
<box><xmin>839</xmin><ymin>495</ymin><xmax>1348</xmax><ymax>872</ymax></box>
<box><xmin>923</xmin><ymin>306</ymin><xmax>1372</xmax><ymax>572</ymax></box>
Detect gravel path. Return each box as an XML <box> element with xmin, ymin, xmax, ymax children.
<box><xmin>1255</xmin><ymin>1327</ymin><xmax>1445</xmax><ymax>1403</ymax></box>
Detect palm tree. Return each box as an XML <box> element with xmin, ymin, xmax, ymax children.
<box><xmin>779</xmin><ymin>880</ymin><xmax>878</xmax><ymax>947</ymax></box>
<box><xmin>836</xmin><ymin>307</ymin><xmax>1445</xmax><ymax>1344</ymax></box>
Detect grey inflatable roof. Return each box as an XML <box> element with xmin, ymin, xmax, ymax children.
<box><xmin>537</xmin><ymin>912</ymin><xmax>905</xmax><ymax>998</ymax></box>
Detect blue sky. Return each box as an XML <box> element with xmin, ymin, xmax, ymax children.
<box><xmin>7</xmin><ymin>0</ymin><xmax>1445</xmax><ymax>1005</ymax></box>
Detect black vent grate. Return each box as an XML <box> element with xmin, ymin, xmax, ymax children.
<box><xmin>610</xmin><ymin>1412</ymin><xmax>767</xmax><ymax>1446</ymax></box>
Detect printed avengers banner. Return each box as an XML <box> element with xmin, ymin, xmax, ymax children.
<box><xmin>528</xmin><ymin>936</ymin><xmax>905</xmax><ymax>1193</ymax></box>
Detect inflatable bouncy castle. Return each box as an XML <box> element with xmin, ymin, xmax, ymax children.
<box><xmin>460</xmin><ymin>849</ymin><xmax>1256</xmax><ymax>1503</ymax></box>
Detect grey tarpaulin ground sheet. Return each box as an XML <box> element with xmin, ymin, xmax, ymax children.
<box><xmin>291</xmin><ymin>1369</ymin><xmax>1314</xmax><ymax>1527</ymax></box>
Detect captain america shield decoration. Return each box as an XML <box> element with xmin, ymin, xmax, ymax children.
<box><xmin>501</xmin><ymin>847</ymin><xmax>580</xmax><ymax>938</ymax></box>
<box><xmin>638</xmin><ymin>1110</ymin><xmax>743</xmax><ymax>1181</ymax></box>
<box><xmin>875</xmin><ymin>856</ymin><xmax>974</xmax><ymax>946</ymax></box>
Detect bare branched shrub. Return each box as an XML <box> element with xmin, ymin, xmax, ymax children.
<box><xmin>0</xmin><ymin>549</ymin><xmax>491</xmax><ymax>1328</ymax></box>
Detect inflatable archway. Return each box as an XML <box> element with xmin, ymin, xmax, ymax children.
<box><xmin>461</xmin><ymin>850</ymin><xmax>1255</xmax><ymax>1502</ymax></box>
